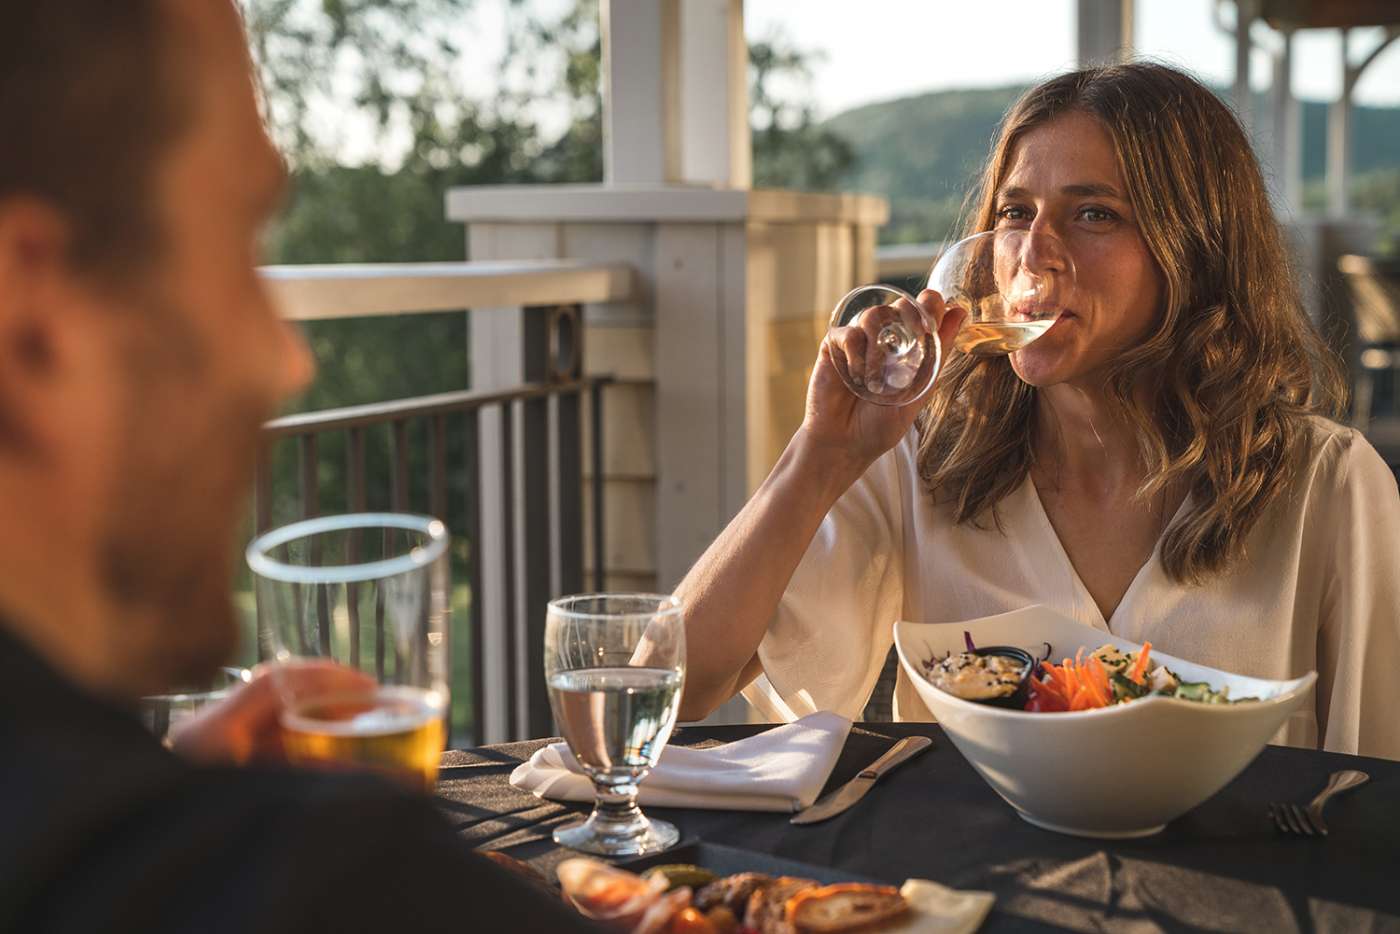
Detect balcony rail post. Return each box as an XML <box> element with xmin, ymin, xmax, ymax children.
<box><xmin>519</xmin><ymin>305</ymin><xmax>555</xmax><ymax>739</ymax></box>
<box><xmin>554</xmin><ymin>305</ymin><xmax>585</xmax><ymax>601</ymax></box>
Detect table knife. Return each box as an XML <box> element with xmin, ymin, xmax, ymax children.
<box><xmin>790</xmin><ymin>735</ymin><xmax>933</xmax><ymax>825</ymax></box>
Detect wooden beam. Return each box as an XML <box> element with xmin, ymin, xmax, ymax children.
<box><xmin>260</xmin><ymin>260</ymin><xmax>632</xmax><ymax>321</ymax></box>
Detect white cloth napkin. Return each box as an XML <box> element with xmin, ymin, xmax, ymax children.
<box><xmin>897</xmin><ymin>879</ymin><xmax>996</xmax><ymax>934</ymax></box>
<box><xmin>509</xmin><ymin>711</ymin><xmax>852</xmax><ymax>812</ymax></box>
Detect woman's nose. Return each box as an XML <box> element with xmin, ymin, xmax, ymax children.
<box><xmin>1021</xmin><ymin>221</ymin><xmax>1070</xmax><ymax>277</ymax></box>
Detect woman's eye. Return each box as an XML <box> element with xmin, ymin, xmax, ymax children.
<box><xmin>996</xmin><ymin>205</ymin><xmax>1031</xmax><ymax>223</ymax></box>
<box><xmin>1078</xmin><ymin>206</ymin><xmax>1118</xmax><ymax>224</ymax></box>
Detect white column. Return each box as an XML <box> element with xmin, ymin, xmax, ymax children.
<box><xmin>1075</xmin><ymin>0</ymin><xmax>1134</xmax><ymax>66</ymax></box>
<box><xmin>1327</xmin><ymin>27</ymin><xmax>1400</xmax><ymax>218</ymax></box>
<box><xmin>678</xmin><ymin>0</ymin><xmax>751</xmax><ymax>187</ymax></box>
<box><xmin>601</xmin><ymin>0</ymin><xmax>750</xmax><ymax>188</ymax></box>
<box><xmin>1233</xmin><ymin>0</ymin><xmax>1255</xmax><ymax>135</ymax></box>
<box><xmin>1270</xmin><ymin>27</ymin><xmax>1301</xmax><ymax>214</ymax></box>
<box><xmin>1327</xmin><ymin>29</ymin><xmax>1352</xmax><ymax>218</ymax></box>
<box><xmin>600</xmin><ymin>0</ymin><xmax>680</xmax><ymax>184</ymax></box>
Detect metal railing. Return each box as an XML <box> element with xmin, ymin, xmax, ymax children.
<box><xmin>254</xmin><ymin>260</ymin><xmax>631</xmax><ymax>744</ymax></box>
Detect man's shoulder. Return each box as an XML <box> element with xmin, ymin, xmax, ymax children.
<box><xmin>3</xmin><ymin>759</ymin><xmax>448</xmax><ymax>933</ymax></box>
<box><xmin>2</xmin><ymin>754</ymin><xmax>598</xmax><ymax>933</ymax></box>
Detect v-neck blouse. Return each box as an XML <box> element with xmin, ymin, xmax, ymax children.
<box><xmin>744</xmin><ymin>416</ymin><xmax>1400</xmax><ymax>760</ymax></box>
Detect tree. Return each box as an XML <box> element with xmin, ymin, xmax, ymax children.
<box><xmin>749</xmin><ymin>34</ymin><xmax>855</xmax><ymax>192</ymax></box>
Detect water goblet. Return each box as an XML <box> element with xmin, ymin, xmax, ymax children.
<box><xmin>544</xmin><ymin>593</ymin><xmax>685</xmax><ymax>856</ymax></box>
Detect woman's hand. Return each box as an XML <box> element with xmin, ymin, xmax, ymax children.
<box><xmin>168</xmin><ymin>661</ymin><xmax>374</xmax><ymax>766</ymax></box>
<box><xmin>802</xmin><ymin>290</ymin><xmax>965</xmax><ymax>474</ymax></box>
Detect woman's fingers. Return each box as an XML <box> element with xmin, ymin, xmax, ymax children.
<box><xmin>856</xmin><ymin>307</ymin><xmax>889</xmax><ymax>394</ymax></box>
<box><xmin>827</xmin><ymin>325</ymin><xmax>869</xmax><ymax>389</ymax></box>
<box><xmin>917</xmin><ymin>289</ymin><xmax>967</xmax><ymax>360</ymax></box>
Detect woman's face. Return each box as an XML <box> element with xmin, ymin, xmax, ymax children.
<box><xmin>991</xmin><ymin>110</ymin><xmax>1163</xmax><ymax>388</ymax></box>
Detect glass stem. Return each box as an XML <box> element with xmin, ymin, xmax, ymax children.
<box><xmin>590</xmin><ymin>778</ymin><xmax>644</xmax><ymax>833</ymax></box>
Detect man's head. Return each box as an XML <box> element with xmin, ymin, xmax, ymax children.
<box><xmin>0</xmin><ymin>0</ymin><xmax>312</xmax><ymax>698</ymax></box>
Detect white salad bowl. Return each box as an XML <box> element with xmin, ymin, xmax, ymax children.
<box><xmin>893</xmin><ymin>605</ymin><xmax>1316</xmax><ymax>839</ymax></box>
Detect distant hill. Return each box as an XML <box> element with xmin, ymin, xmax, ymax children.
<box><xmin>822</xmin><ymin>84</ymin><xmax>1400</xmax><ymax>246</ymax></box>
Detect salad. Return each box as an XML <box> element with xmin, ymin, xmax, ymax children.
<box><xmin>1026</xmin><ymin>642</ymin><xmax>1254</xmax><ymax>711</ymax></box>
<box><xmin>923</xmin><ymin>636</ymin><xmax>1256</xmax><ymax>712</ymax></box>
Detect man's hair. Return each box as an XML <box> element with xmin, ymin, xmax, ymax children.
<box><xmin>917</xmin><ymin>62</ymin><xmax>1346</xmax><ymax>583</ymax></box>
<box><xmin>0</xmin><ymin>1</ymin><xmax>189</xmax><ymax>279</ymax></box>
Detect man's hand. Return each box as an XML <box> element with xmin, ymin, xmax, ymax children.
<box><xmin>168</xmin><ymin>661</ymin><xmax>374</xmax><ymax>766</ymax></box>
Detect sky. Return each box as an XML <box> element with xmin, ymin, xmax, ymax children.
<box><xmin>743</xmin><ymin>0</ymin><xmax>1400</xmax><ymax>116</ymax></box>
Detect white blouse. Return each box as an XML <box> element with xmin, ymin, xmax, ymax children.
<box><xmin>744</xmin><ymin>416</ymin><xmax>1400</xmax><ymax>760</ymax></box>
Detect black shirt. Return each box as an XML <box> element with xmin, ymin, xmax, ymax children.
<box><xmin>0</xmin><ymin>626</ymin><xmax>598</xmax><ymax>933</ymax></box>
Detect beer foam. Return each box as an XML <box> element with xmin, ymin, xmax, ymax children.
<box><xmin>282</xmin><ymin>686</ymin><xmax>445</xmax><ymax>737</ymax></box>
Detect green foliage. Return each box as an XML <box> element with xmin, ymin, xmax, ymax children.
<box><xmin>749</xmin><ymin>36</ymin><xmax>854</xmax><ymax>191</ymax></box>
<box><xmin>241</xmin><ymin>0</ymin><xmax>478</xmax><ymax>170</ymax></box>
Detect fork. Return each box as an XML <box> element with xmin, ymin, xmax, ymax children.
<box><xmin>1269</xmin><ymin>769</ymin><xmax>1370</xmax><ymax>836</ymax></box>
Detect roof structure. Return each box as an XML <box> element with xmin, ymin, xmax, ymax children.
<box><xmin>1260</xmin><ymin>0</ymin><xmax>1400</xmax><ymax>29</ymax></box>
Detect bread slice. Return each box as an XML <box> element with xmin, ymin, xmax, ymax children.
<box><xmin>785</xmin><ymin>883</ymin><xmax>909</xmax><ymax>933</ymax></box>
<box><xmin>745</xmin><ymin>876</ymin><xmax>819</xmax><ymax>934</ymax></box>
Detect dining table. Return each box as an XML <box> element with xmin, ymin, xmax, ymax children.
<box><xmin>435</xmin><ymin>722</ymin><xmax>1400</xmax><ymax>932</ymax></box>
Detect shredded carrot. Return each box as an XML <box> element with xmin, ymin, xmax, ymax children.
<box><xmin>1028</xmin><ymin>653</ymin><xmax>1112</xmax><ymax>712</ymax></box>
<box><xmin>1129</xmin><ymin>642</ymin><xmax>1153</xmax><ymax>685</ymax></box>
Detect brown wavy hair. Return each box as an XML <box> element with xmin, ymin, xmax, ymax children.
<box><xmin>916</xmin><ymin>62</ymin><xmax>1346</xmax><ymax>583</ymax></box>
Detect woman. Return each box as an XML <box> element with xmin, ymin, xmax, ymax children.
<box><xmin>674</xmin><ymin>62</ymin><xmax>1400</xmax><ymax>760</ymax></box>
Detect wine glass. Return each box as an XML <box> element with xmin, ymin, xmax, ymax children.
<box><xmin>826</xmin><ymin>228</ymin><xmax>1076</xmax><ymax>405</ymax></box>
<box><xmin>545</xmin><ymin>593</ymin><xmax>685</xmax><ymax>856</ymax></box>
<box><xmin>140</xmin><ymin>667</ymin><xmax>252</xmax><ymax>745</ymax></box>
<box><xmin>247</xmin><ymin>513</ymin><xmax>451</xmax><ymax>791</ymax></box>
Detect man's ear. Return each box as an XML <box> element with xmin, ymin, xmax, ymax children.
<box><xmin>0</xmin><ymin>197</ymin><xmax>82</xmax><ymax>457</ymax></box>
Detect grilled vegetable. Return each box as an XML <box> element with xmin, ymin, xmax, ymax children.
<box><xmin>644</xmin><ymin>864</ymin><xmax>720</xmax><ymax>892</ymax></box>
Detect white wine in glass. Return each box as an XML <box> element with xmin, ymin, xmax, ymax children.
<box><xmin>954</xmin><ymin>319</ymin><xmax>1056</xmax><ymax>355</ymax></box>
<box><xmin>826</xmin><ymin>228</ymin><xmax>1075</xmax><ymax>405</ymax></box>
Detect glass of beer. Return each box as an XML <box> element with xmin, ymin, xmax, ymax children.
<box><xmin>247</xmin><ymin>513</ymin><xmax>450</xmax><ymax>791</ymax></box>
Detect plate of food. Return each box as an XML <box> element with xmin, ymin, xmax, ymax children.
<box><xmin>893</xmin><ymin>605</ymin><xmax>1316</xmax><ymax>838</ymax></box>
<box><xmin>557</xmin><ymin>842</ymin><xmax>994</xmax><ymax>933</ymax></box>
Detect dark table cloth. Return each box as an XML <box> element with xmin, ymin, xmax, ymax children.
<box><xmin>435</xmin><ymin>723</ymin><xmax>1400</xmax><ymax>932</ymax></box>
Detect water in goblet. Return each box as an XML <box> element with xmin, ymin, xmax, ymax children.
<box><xmin>548</xmin><ymin>667</ymin><xmax>683</xmax><ymax>777</ymax></box>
